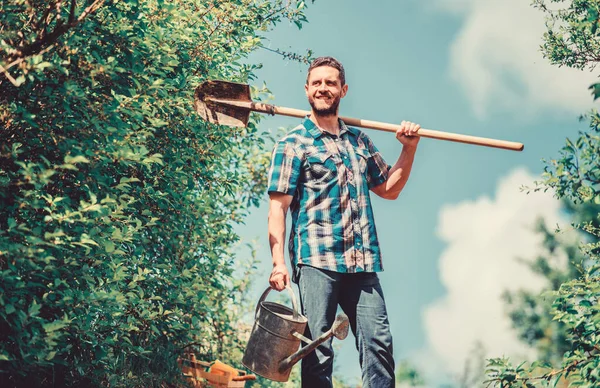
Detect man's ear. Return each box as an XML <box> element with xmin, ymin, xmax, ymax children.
<box><xmin>341</xmin><ymin>84</ymin><xmax>348</xmax><ymax>98</ymax></box>
<box><xmin>304</xmin><ymin>83</ymin><xmax>309</xmax><ymax>97</ymax></box>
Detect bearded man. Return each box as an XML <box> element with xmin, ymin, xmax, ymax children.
<box><xmin>266</xmin><ymin>56</ymin><xmax>420</xmax><ymax>388</ymax></box>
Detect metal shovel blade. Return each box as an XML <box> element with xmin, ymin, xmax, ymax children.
<box><xmin>193</xmin><ymin>80</ymin><xmax>251</xmax><ymax>127</ymax></box>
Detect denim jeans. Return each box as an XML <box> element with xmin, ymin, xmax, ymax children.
<box><xmin>296</xmin><ymin>265</ymin><xmax>395</xmax><ymax>388</ymax></box>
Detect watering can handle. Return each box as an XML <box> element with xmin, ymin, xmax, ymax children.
<box><xmin>256</xmin><ymin>286</ymin><xmax>300</xmax><ymax>320</ymax></box>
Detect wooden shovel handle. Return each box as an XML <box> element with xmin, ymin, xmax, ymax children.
<box><xmin>207</xmin><ymin>98</ymin><xmax>524</xmax><ymax>151</ymax></box>
<box><xmin>273</xmin><ymin>105</ymin><xmax>523</xmax><ymax>151</ymax></box>
<box><xmin>340</xmin><ymin>117</ymin><xmax>524</xmax><ymax>151</ymax></box>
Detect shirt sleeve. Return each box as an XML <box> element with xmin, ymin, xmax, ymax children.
<box><xmin>362</xmin><ymin>133</ymin><xmax>392</xmax><ymax>189</ymax></box>
<box><xmin>267</xmin><ymin>141</ymin><xmax>302</xmax><ymax>195</ymax></box>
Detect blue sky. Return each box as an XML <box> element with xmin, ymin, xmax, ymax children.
<box><xmin>233</xmin><ymin>0</ymin><xmax>596</xmax><ymax>385</ymax></box>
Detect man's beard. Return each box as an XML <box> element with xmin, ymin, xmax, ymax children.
<box><xmin>308</xmin><ymin>95</ymin><xmax>340</xmax><ymax>117</ymax></box>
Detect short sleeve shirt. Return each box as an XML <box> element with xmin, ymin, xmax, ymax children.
<box><xmin>267</xmin><ymin>117</ymin><xmax>391</xmax><ymax>281</ymax></box>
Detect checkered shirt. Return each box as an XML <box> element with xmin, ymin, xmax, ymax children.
<box><xmin>267</xmin><ymin>117</ymin><xmax>391</xmax><ymax>280</ymax></box>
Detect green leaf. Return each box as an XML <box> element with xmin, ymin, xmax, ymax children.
<box><xmin>28</xmin><ymin>301</ymin><xmax>41</xmax><ymax>316</ymax></box>
<box><xmin>104</xmin><ymin>240</ymin><xmax>115</xmax><ymax>253</ymax></box>
<box><xmin>43</xmin><ymin>321</ymin><xmax>67</xmax><ymax>333</ymax></box>
<box><xmin>80</xmin><ymin>237</ymin><xmax>99</xmax><ymax>246</ymax></box>
<box><xmin>589</xmin><ymin>83</ymin><xmax>600</xmax><ymax>100</ymax></box>
<box><xmin>579</xmin><ymin>300</ymin><xmax>593</xmax><ymax>307</ymax></box>
<box><xmin>64</xmin><ymin>155</ymin><xmax>90</xmax><ymax>164</ymax></box>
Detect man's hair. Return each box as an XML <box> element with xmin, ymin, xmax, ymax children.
<box><xmin>306</xmin><ymin>56</ymin><xmax>346</xmax><ymax>86</ymax></box>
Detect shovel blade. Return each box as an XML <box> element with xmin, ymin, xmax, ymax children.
<box><xmin>194</xmin><ymin>80</ymin><xmax>251</xmax><ymax>127</ymax></box>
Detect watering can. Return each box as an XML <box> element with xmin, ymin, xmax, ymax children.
<box><xmin>242</xmin><ymin>286</ymin><xmax>350</xmax><ymax>382</ymax></box>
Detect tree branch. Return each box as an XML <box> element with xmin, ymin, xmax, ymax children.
<box><xmin>68</xmin><ymin>0</ymin><xmax>76</xmax><ymax>24</ymax></box>
<box><xmin>33</xmin><ymin>1</ymin><xmax>56</xmax><ymax>31</ymax></box>
<box><xmin>486</xmin><ymin>351</ymin><xmax>600</xmax><ymax>387</ymax></box>
<box><xmin>5</xmin><ymin>0</ymin><xmax>105</xmax><ymax>63</ymax></box>
<box><xmin>0</xmin><ymin>45</ymin><xmax>55</xmax><ymax>86</ymax></box>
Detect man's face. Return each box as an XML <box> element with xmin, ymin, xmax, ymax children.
<box><xmin>305</xmin><ymin>66</ymin><xmax>348</xmax><ymax>117</ymax></box>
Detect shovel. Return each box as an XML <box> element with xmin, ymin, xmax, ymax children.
<box><xmin>194</xmin><ymin>80</ymin><xmax>524</xmax><ymax>151</ymax></box>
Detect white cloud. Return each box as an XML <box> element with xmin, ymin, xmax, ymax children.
<box><xmin>416</xmin><ymin>168</ymin><xmax>569</xmax><ymax>383</ymax></box>
<box><xmin>434</xmin><ymin>0</ymin><xmax>596</xmax><ymax>118</ymax></box>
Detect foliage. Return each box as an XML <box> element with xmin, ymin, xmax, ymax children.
<box><xmin>533</xmin><ymin>0</ymin><xmax>600</xmax><ymax>72</ymax></box>
<box><xmin>396</xmin><ymin>360</ymin><xmax>425</xmax><ymax>387</ymax></box>
<box><xmin>502</xmin><ymin>206</ymin><xmax>594</xmax><ymax>366</ymax></box>
<box><xmin>0</xmin><ymin>0</ymin><xmax>313</xmax><ymax>386</ymax></box>
<box><xmin>485</xmin><ymin>1</ymin><xmax>600</xmax><ymax>386</ymax></box>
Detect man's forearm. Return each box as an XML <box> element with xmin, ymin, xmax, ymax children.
<box><xmin>382</xmin><ymin>145</ymin><xmax>417</xmax><ymax>199</ymax></box>
<box><xmin>268</xmin><ymin>207</ymin><xmax>287</xmax><ymax>266</ymax></box>
<box><xmin>267</xmin><ymin>194</ymin><xmax>293</xmax><ymax>290</ymax></box>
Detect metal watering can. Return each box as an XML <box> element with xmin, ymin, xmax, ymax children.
<box><xmin>242</xmin><ymin>286</ymin><xmax>349</xmax><ymax>382</ymax></box>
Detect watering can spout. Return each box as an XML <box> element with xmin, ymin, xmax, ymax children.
<box><xmin>278</xmin><ymin>313</ymin><xmax>350</xmax><ymax>373</ymax></box>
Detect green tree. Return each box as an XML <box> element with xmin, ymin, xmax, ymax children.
<box><xmin>485</xmin><ymin>1</ymin><xmax>600</xmax><ymax>386</ymax></box>
<box><xmin>396</xmin><ymin>360</ymin><xmax>425</xmax><ymax>387</ymax></box>
<box><xmin>503</xmin><ymin>203</ymin><xmax>600</xmax><ymax>368</ymax></box>
<box><xmin>0</xmin><ymin>0</ymin><xmax>313</xmax><ymax>386</ymax></box>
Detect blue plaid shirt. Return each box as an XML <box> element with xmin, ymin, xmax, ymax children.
<box><xmin>267</xmin><ymin>117</ymin><xmax>391</xmax><ymax>280</ymax></box>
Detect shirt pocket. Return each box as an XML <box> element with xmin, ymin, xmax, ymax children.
<box><xmin>353</xmin><ymin>147</ymin><xmax>370</xmax><ymax>174</ymax></box>
<box><xmin>305</xmin><ymin>147</ymin><xmax>339</xmax><ymax>184</ymax></box>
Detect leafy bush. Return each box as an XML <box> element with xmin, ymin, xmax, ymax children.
<box><xmin>0</xmin><ymin>0</ymin><xmax>312</xmax><ymax>386</ymax></box>
<box><xmin>485</xmin><ymin>1</ymin><xmax>600</xmax><ymax>386</ymax></box>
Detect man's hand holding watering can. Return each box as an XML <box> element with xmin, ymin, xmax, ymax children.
<box><xmin>269</xmin><ymin>263</ymin><xmax>290</xmax><ymax>291</ymax></box>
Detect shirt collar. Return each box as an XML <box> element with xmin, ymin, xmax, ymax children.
<box><xmin>302</xmin><ymin>116</ymin><xmax>358</xmax><ymax>139</ymax></box>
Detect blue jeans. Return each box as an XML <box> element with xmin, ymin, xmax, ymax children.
<box><xmin>296</xmin><ymin>265</ymin><xmax>395</xmax><ymax>388</ymax></box>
